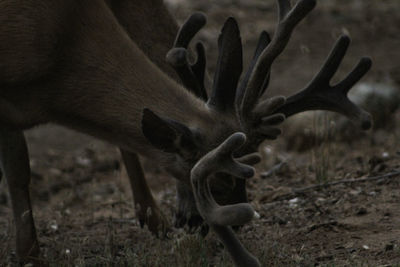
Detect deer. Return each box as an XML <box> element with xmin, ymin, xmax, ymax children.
<box><xmin>0</xmin><ymin>0</ymin><xmax>372</xmax><ymax>266</ymax></box>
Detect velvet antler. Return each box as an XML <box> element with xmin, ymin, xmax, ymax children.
<box><xmin>207</xmin><ymin>18</ymin><xmax>243</xmax><ymax>113</ymax></box>
<box><xmin>275</xmin><ymin>35</ymin><xmax>373</xmax><ymax>129</ymax></box>
<box><xmin>191</xmin><ymin>133</ymin><xmax>261</xmax><ymax>267</ymax></box>
<box><xmin>237</xmin><ymin>0</ymin><xmax>316</xmax><ymax>125</ymax></box>
<box><xmin>166</xmin><ymin>13</ymin><xmax>208</xmax><ymax>100</ymax></box>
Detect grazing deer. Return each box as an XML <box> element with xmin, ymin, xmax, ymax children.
<box><xmin>0</xmin><ymin>0</ymin><xmax>372</xmax><ymax>266</ymax></box>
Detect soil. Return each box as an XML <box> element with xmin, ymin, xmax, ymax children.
<box><xmin>1</xmin><ymin>0</ymin><xmax>400</xmax><ymax>266</ymax></box>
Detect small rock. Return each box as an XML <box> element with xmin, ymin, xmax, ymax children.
<box><xmin>362</xmin><ymin>245</ymin><xmax>370</xmax><ymax>250</ymax></box>
<box><xmin>289</xmin><ymin>197</ymin><xmax>300</xmax><ymax>208</ymax></box>
<box><xmin>49</xmin><ymin>220</ymin><xmax>58</xmax><ymax>232</ymax></box>
<box><xmin>76</xmin><ymin>156</ymin><xmax>92</xmax><ymax>167</ymax></box>
<box><xmin>349</xmin><ymin>188</ymin><xmax>362</xmax><ymax>196</ymax></box>
<box><xmin>63</xmin><ymin>208</ymin><xmax>71</xmax><ymax>216</ymax></box>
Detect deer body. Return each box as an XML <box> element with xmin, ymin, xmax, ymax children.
<box><xmin>1</xmin><ymin>0</ymin><xmax>219</xmax><ymax>157</ymax></box>
<box><xmin>0</xmin><ymin>0</ymin><xmax>226</xmax><ymax>263</ymax></box>
<box><xmin>1</xmin><ymin>0</ymin><xmax>373</xmax><ymax>266</ymax></box>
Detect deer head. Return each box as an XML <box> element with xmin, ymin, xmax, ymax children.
<box><xmin>140</xmin><ymin>1</ymin><xmax>372</xmax><ymax>265</ymax></box>
<box><xmin>162</xmin><ymin>0</ymin><xmax>372</xmax><ymax>208</ymax></box>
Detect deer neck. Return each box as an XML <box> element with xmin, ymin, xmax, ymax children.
<box><xmin>106</xmin><ymin>0</ymin><xmax>179</xmax><ymax>78</ymax></box>
<box><xmin>40</xmin><ymin>1</ymin><xmax>214</xmax><ymax>157</ymax></box>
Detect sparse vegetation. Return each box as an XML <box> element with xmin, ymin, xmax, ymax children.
<box><xmin>1</xmin><ymin>0</ymin><xmax>400</xmax><ymax>266</ymax></box>
<box><xmin>311</xmin><ymin>112</ymin><xmax>335</xmax><ymax>183</ymax></box>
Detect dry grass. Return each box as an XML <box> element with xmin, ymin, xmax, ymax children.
<box><xmin>1</xmin><ymin>0</ymin><xmax>400</xmax><ymax>266</ymax></box>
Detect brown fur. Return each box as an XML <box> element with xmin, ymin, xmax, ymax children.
<box><xmin>106</xmin><ymin>0</ymin><xmax>179</xmax><ymax>78</ymax></box>
<box><xmin>0</xmin><ymin>0</ymin><xmax>240</xmax><ymax>263</ymax></box>
<box><xmin>0</xmin><ymin>0</ymin><xmax>220</xmax><ymax>156</ymax></box>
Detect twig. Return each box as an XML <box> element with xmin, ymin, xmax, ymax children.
<box><xmin>273</xmin><ymin>169</ymin><xmax>400</xmax><ymax>201</ymax></box>
<box><xmin>260</xmin><ymin>161</ymin><xmax>287</xmax><ymax>178</ymax></box>
<box><xmin>294</xmin><ymin>169</ymin><xmax>400</xmax><ymax>193</ymax></box>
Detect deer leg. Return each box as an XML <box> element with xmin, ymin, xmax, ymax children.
<box><xmin>120</xmin><ymin>149</ymin><xmax>169</xmax><ymax>235</ymax></box>
<box><xmin>0</xmin><ymin>130</ymin><xmax>40</xmax><ymax>263</ymax></box>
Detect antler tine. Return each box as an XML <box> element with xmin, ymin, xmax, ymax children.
<box><xmin>312</xmin><ymin>35</ymin><xmax>351</xmax><ymax>84</ymax></box>
<box><xmin>166</xmin><ymin>48</ymin><xmax>207</xmax><ymax>99</ymax></box>
<box><xmin>275</xmin><ymin>35</ymin><xmax>373</xmax><ymax>130</ymax></box>
<box><xmin>167</xmin><ymin>13</ymin><xmax>208</xmax><ymax>100</ymax></box>
<box><xmin>310</xmin><ymin>35</ymin><xmax>372</xmax><ymax>95</ymax></box>
<box><xmin>191</xmin><ymin>42</ymin><xmax>207</xmax><ymax>93</ymax></box>
<box><xmin>191</xmin><ymin>132</ymin><xmax>260</xmax><ymax>267</ymax></box>
<box><xmin>174</xmin><ymin>12</ymin><xmax>206</xmax><ymax>48</ymax></box>
<box><xmin>236</xmin><ymin>31</ymin><xmax>271</xmax><ymax>110</ymax></box>
<box><xmin>238</xmin><ymin>0</ymin><xmax>316</xmax><ymax>122</ymax></box>
<box><xmin>339</xmin><ymin>57</ymin><xmax>372</xmax><ymax>94</ymax></box>
<box><xmin>207</xmin><ymin>17</ymin><xmax>243</xmax><ymax>112</ymax></box>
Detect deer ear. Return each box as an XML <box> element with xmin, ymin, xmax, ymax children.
<box><xmin>141</xmin><ymin>108</ymin><xmax>197</xmax><ymax>154</ymax></box>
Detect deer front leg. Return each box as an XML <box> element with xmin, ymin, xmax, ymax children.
<box><xmin>120</xmin><ymin>150</ymin><xmax>169</xmax><ymax>235</ymax></box>
<box><xmin>0</xmin><ymin>130</ymin><xmax>40</xmax><ymax>264</ymax></box>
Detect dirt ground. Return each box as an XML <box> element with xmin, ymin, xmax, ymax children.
<box><xmin>1</xmin><ymin>0</ymin><xmax>400</xmax><ymax>266</ymax></box>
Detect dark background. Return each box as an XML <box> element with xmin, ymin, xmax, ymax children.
<box><xmin>1</xmin><ymin>0</ymin><xmax>399</xmax><ymax>265</ymax></box>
